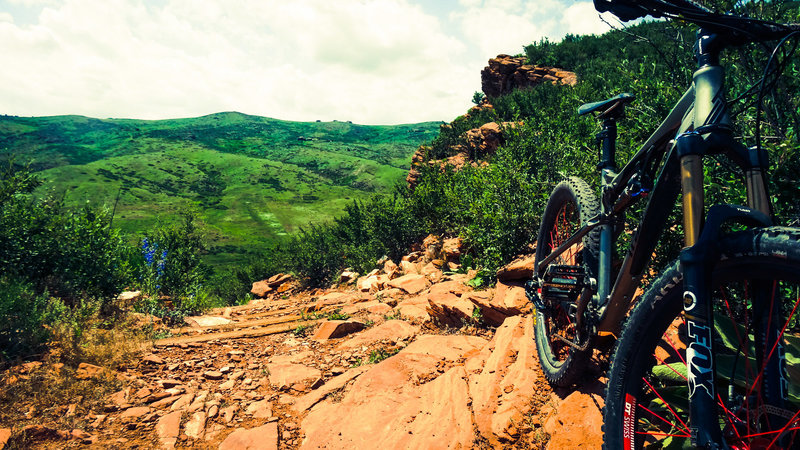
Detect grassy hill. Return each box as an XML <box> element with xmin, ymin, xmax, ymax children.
<box><xmin>0</xmin><ymin>112</ymin><xmax>439</xmax><ymax>268</ymax></box>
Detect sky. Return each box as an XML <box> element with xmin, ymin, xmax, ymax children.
<box><xmin>0</xmin><ymin>0</ymin><xmax>614</xmax><ymax>124</ymax></box>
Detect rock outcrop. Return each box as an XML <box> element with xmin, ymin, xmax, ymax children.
<box><xmin>481</xmin><ymin>54</ymin><xmax>577</xmax><ymax>98</ymax></box>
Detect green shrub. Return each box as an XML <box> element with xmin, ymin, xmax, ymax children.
<box><xmin>0</xmin><ymin>277</ymin><xmax>54</xmax><ymax>364</ymax></box>
<box><xmin>0</xmin><ymin>161</ymin><xmax>129</xmax><ymax>305</ymax></box>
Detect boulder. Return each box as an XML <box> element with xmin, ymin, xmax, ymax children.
<box><xmin>383</xmin><ymin>259</ymin><xmax>400</xmax><ymax>279</ymax></box>
<box><xmin>420</xmin><ymin>262</ymin><xmax>443</xmax><ymax>282</ymax></box>
<box><xmin>357</xmin><ymin>275</ymin><xmax>380</xmax><ymax>292</ymax></box>
<box><xmin>399</xmin><ymin>260</ymin><xmax>420</xmax><ymax>275</ymax></box>
<box><xmin>493</xmin><ymin>281</ymin><xmax>531</xmax><ymax>315</ymax></box>
<box><xmin>387</xmin><ymin>274</ymin><xmax>429</xmax><ymax>295</ymax></box>
<box><xmin>422</xmin><ymin>234</ymin><xmax>443</xmax><ymax>262</ymax></box>
<box><xmin>426</xmin><ymin>292</ymin><xmax>475</xmax><ymax>328</ymax></box>
<box><xmin>496</xmin><ymin>254</ymin><xmax>536</xmax><ymax>281</ymax></box>
<box><xmin>544</xmin><ymin>391</ymin><xmax>604</xmax><ymax>450</ymax></box>
<box><xmin>442</xmin><ymin>237</ymin><xmax>463</xmax><ymax>261</ymax></box>
<box><xmin>339</xmin><ymin>270</ymin><xmax>359</xmax><ymax>284</ymax></box>
<box><xmin>250</xmin><ymin>280</ymin><xmax>273</xmax><ymax>298</ymax></box>
<box><xmin>462</xmin><ymin>290</ymin><xmax>511</xmax><ymax>327</ymax></box>
<box><xmin>312</xmin><ymin>320</ymin><xmax>365</xmax><ymax>340</ymax></box>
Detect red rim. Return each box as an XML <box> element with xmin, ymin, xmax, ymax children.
<box><xmin>627</xmin><ymin>278</ymin><xmax>800</xmax><ymax>448</ymax></box>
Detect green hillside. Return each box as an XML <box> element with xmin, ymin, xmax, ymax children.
<box><xmin>0</xmin><ymin>112</ymin><xmax>439</xmax><ymax>267</ymax></box>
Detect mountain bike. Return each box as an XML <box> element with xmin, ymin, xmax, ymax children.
<box><xmin>525</xmin><ymin>0</ymin><xmax>800</xmax><ymax>447</ymax></box>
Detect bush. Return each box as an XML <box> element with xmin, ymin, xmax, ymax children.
<box><xmin>134</xmin><ymin>210</ymin><xmax>216</xmax><ymax>321</ymax></box>
<box><xmin>0</xmin><ymin>161</ymin><xmax>129</xmax><ymax>304</ymax></box>
<box><xmin>0</xmin><ymin>277</ymin><xmax>54</xmax><ymax>364</ymax></box>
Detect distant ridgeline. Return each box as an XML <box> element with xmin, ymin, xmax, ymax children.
<box><xmin>0</xmin><ymin>112</ymin><xmax>439</xmax><ymax>268</ymax></box>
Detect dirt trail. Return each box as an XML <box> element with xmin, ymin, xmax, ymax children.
<box><xmin>1</xmin><ymin>249</ymin><xmax>606</xmax><ymax>449</ymax></box>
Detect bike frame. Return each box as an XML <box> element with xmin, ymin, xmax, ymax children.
<box><xmin>535</xmin><ymin>28</ymin><xmax>783</xmax><ymax>447</ymax></box>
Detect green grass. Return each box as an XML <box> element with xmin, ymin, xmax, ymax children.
<box><xmin>0</xmin><ymin>112</ymin><xmax>439</xmax><ymax>270</ymax></box>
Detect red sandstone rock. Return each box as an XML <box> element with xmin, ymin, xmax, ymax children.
<box><xmin>76</xmin><ymin>362</ymin><xmax>106</xmax><ymax>379</ymax></box>
<box><xmin>250</xmin><ymin>280</ymin><xmax>273</xmax><ymax>298</ymax></box>
<box><xmin>312</xmin><ymin>320</ymin><xmax>365</xmax><ymax>340</ymax></box>
<box><xmin>544</xmin><ymin>391</ymin><xmax>603</xmax><ymax>450</ymax></box>
<box><xmin>203</xmin><ymin>370</ymin><xmax>223</xmax><ymax>380</ymax></box>
<box><xmin>120</xmin><ymin>406</ymin><xmax>151</xmax><ymax>420</ymax></box>
<box><xmin>337</xmin><ymin>320</ymin><xmax>420</xmax><ymax>350</ymax></box>
<box><xmin>293</xmin><ymin>366</ymin><xmax>371</xmax><ymax>413</ymax></box>
<box><xmin>184</xmin><ymin>411</ymin><xmax>206</xmax><ymax>440</ymax></box>
<box><xmin>245</xmin><ymin>400</ymin><xmax>272</xmax><ymax>419</ymax></box>
<box><xmin>496</xmin><ymin>254</ymin><xmax>536</xmax><ymax>281</ymax></box>
<box><xmin>468</xmin><ymin>315</ymin><xmax>539</xmax><ymax>445</ymax></box>
<box><xmin>219</xmin><ymin>422</ymin><xmax>278</xmax><ymax>450</ymax></box>
<box><xmin>442</xmin><ymin>237</ymin><xmax>463</xmax><ymax>261</ymax></box>
<box><xmin>142</xmin><ymin>354</ymin><xmax>164</xmax><ymax>365</ymax></box>
<box><xmin>426</xmin><ymin>292</ymin><xmax>475</xmax><ymax>328</ymax></box>
<box><xmin>482</xmin><ymin>54</ymin><xmax>577</xmax><ymax>98</ymax></box>
<box><xmin>156</xmin><ymin>411</ymin><xmax>181</xmax><ymax>449</ymax></box>
<box><xmin>0</xmin><ymin>428</ymin><xmax>11</xmax><ymax>447</ymax></box>
<box><xmin>493</xmin><ymin>280</ymin><xmax>532</xmax><ymax>314</ymax></box>
<box><xmin>299</xmin><ymin>335</ymin><xmax>487</xmax><ymax>449</ymax></box>
<box><xmin>386</xmin><ymin>273</ymin><xmax>428</xmax><ymax>294</ymax></box>
<box><xmin>266</xmin><ymin>363</ymin><xmax>322</xmax><ymax>391</ymax></box>
<box><xmin>183</xmin><ymin>315</ymin><xmax>232</xmax><ymax>328</ymax></box>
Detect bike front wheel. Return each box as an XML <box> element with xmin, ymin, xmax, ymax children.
<box><xmin>603</xmin><ymin>227</ymin><xmax>800</xmax><ymax>449</ymax></box>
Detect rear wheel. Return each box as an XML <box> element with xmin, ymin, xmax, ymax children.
<box><xmin>603</xmin><ymin>227</ymin><xmax>800</xmax><ymax>449</ymax></box>
<box><xmin>533</xmin><ymin>177</ymin><xmax>600</xmax><ymax>387</ymax></box>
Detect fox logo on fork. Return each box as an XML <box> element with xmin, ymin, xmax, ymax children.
<box><xmin>686</xmin><ymin>319</ymin><xmax>714</xmax><ymax>400</ymax></box>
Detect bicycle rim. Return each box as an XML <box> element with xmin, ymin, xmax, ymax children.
<box><xmin>619</xmin><ymin>262</ymin><xmax>800</xmax><ymax>449</ymax></box>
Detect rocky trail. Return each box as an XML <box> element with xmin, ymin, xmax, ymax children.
<box><xmin>1</xmin><ymin>237</ymin><xmax>607</xmax><ymax>449</ymax></box>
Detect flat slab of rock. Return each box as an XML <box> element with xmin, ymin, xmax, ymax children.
<box><xmin>156</xmin><ymin>411</ymin><xmax>181</xmax><ymax>449</ymax></box>
<box><xmin>337</xmin><ymin>320</ymin><xmax>419</xmax><ymax>350</ymax></box>
<box><xmin>386</xmin><ymin>273</ymin><xmax>429</xmax><ymax>294</ymax></box>
<box><xmin>293</xmin><ymin>366</ymin><xmax>370</xmax><ymax>413</ymax></box>
<box><xmin>316</xmin><ymin>292</ymin><xmax>352</xmax><ymax>306</ymax></box>
<box><xmin>300</xmin><ymin>334</ymin><xmax>487</xmax><ymax>449</ymax></box>
<box><xmin>312</xmin><ymin>320</ymin><xmax>365</xmax><ymax>340</ymax></box>
<box><xmin>219</xmin><ymin>422</ymin><xmax>278</xmax><ymax>450</ymax></box>
<box><xmin>266</xmin><ymin>363</ymin><xmax>322</xmax><ymax>391</ymax></box>
<box><xmin>184</xmin><ymin>316</ymin><xmax>232</xmax><ymax>328</ymax></box>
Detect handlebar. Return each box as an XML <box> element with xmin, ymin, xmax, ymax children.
<box><xmin>594</xmin><ymin>0</ymin><xmax>800</xmax><ymax>44</ymax></box>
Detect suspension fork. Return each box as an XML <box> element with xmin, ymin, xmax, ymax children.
<box><xmin>678</xmin><ymin>29</ymin><xmax>780</xmax><ymax>446</ymax></box>
<box><xmin>678</xmin><ymin>30</ymin><xmax>727</xmax><ymax>447</ymax></box>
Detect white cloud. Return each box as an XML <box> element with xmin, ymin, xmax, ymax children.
<box><xmin>453</xmin><ymin>0</ymin><xmax>611</xmax><ymax>56</ymax></box>
<box><xmin>0</xmin><ymin>0</ymin><xmax>611</xmax><ymax>123</ymax></box>
<box><xmin>562</xmin><ymin>2</ymin><xmax>615</xmax><ymax>36</ymax></box>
